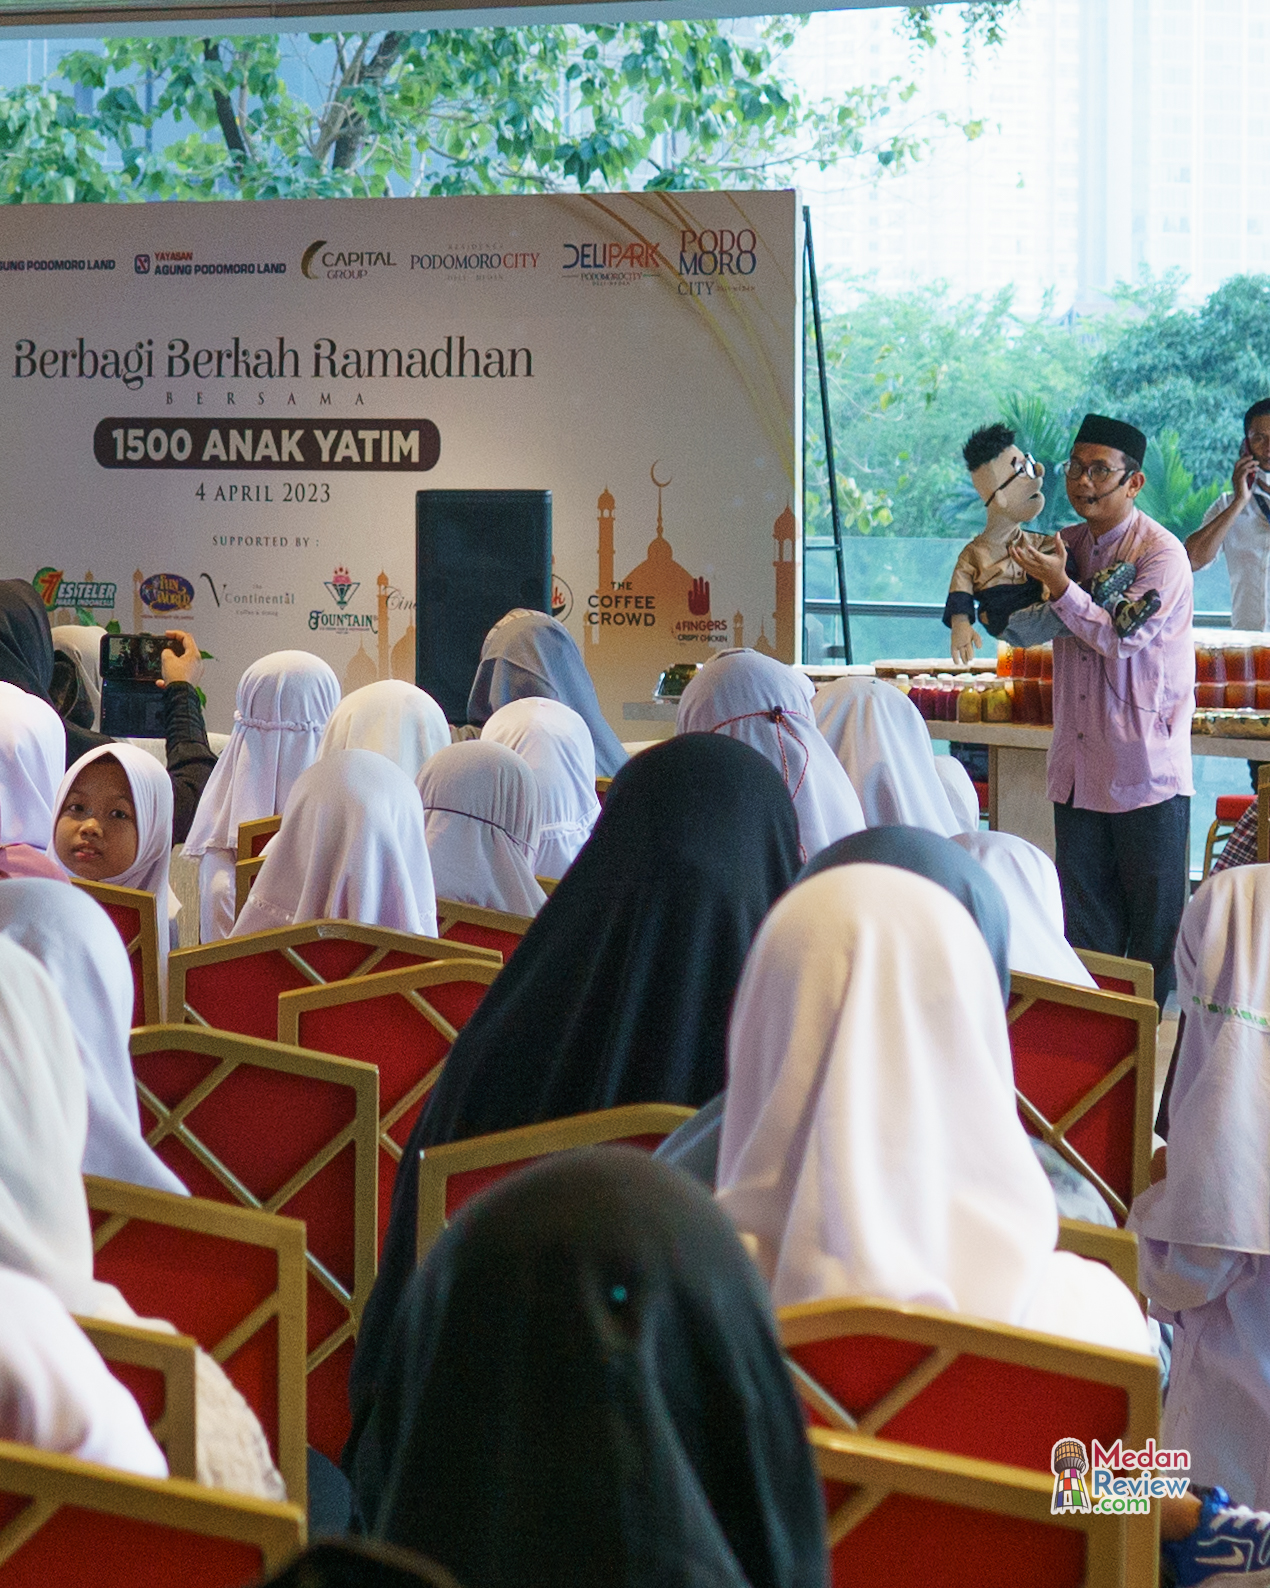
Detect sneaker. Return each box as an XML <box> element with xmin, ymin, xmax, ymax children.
<box><xmin>1162</xmin><ymin>1486</ymin><xmax>1270</xmax><ymax>1585</ymax></box>
<box><xmin>1087</xmin><ymin>560</ymin><xmax>1138</xmax><ymax>609</ymax></box>
<box><xmin>1111</xmin><ymin>588</ymin><xmax>1162</xmax><ymax>639</ymax></box>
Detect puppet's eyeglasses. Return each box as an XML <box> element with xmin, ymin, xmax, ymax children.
<box><xmin>986</xmin><ymin>453</ymin><xmax>1040</xmax><ymax>502</ymax></box>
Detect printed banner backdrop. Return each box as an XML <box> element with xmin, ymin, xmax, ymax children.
<box><xmin>0</xmin><ymin>191</ymin><xmax>800</xmax><ymax>734</ymax></box>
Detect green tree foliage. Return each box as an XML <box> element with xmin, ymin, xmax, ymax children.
<box><xmin>1135</xmin><ymin>431</ymin><xmax>1224</xmax><ymax>539</ymax></box>
<box><xmin>0</xmin><ymin>10</ymin><xmax>1011</xmax><ymax>204</ymax></box>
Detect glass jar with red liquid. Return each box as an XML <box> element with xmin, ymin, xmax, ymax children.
<box><xmin>1196</xmin><ymin>646</ymin><xmax>1227</xmax><ymax>685</ymax></box>
<box><xmin>1227</xmin><ymin>680</ymin><xmax>1258</xmax><ymax>708</ymax></box>
<box><xmin>1255</xmin><ymin>646</ymin><xmax>1270</xmax><ymax>683</ymax></box>
<box><xmin>1195</xmin><ymin>682</ymin><xmax>1226</xmax><ymax>709</ymax></box>
<box><xmin>1224</xmin><ymin>644</ymin><xmax>1255</xmax><ymax>683</ymax></box>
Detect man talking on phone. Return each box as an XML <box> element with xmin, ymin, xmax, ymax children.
<box><xmin>1185</xmin><ymin>399</ymin><xmax>1270</xmax><ymax>625</ymax></box>
<box><xmin>1011</xmin><ymin>414</ymin><xmax>1194</xmax><ymax>1012</ymax></box>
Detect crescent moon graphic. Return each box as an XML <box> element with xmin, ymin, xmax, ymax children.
<box><xmin>650</xmin><ymin>462</ymin><xmax>672</xmax><ymax>489</ymax></box>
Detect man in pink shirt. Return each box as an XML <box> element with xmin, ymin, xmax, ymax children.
<box><xmin>1012</xmin><ymin>413</ymin><xmax>1194</xmax><ymax>1011</ymax></box>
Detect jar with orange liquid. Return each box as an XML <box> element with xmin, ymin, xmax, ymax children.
<box><xmin>1224</xmin><ymin>643</ymin><xmax>1255</xmax><ymax>683</ymax></box>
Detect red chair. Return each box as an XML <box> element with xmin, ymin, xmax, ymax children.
<box><xmin>0</xmin><ymin>1441</ymin><xmax>302</xmax><ymax>1587</ymax></box>
<box><xmin>71</xmin><ymin>878</ymin><xmax>162</xmax><ymax>1027</ymax></box>
<box><xmin>1007</xmin><ymin>973</ymin><xmax>1156</xmax><ymax>1223</ymax></box>
<box><xmin>434</xmin><ymin>898</ymin><xmax>533</xmax><ymax>962</ymax></box>
<box><xmin>277</xmin><ymin>959</ymin><xmax>503</xmax><ymax>1246</ymax></box>
<box><xmin>86</xmin><ymin>1175</ymin><xmax>308</xmax><ymax>1509</ymax></box>
<box><xmin>76</xmin><ymin>1317</ymin><xmax>198</xmax><ymax>1481</ymax></box>
<box><xmin>1073</xmin><ymin>949</ymin><xmax>1155</xmax><ymax>1003</ymax></box>
<box><xmin>168</xmin><ymin>921</ymin><xmax>501</xmax><ymax>1039</ymax></box>
<box><xmin>414</xmin><ymin>1104</ymin><xmax>695</xmax><ymax>1261</ymax></box>
<box><xmin>236</xmin><ymin>815</ymin><xmax>282</xmax><ymax>861</ymax></box>
<box><xmin>129</xmin><ymin>1025</ymin><xmax>379</xmax><ymax>1465</ymax></box>
<box><xmin>780</xmin><ymin>1297</ymin><xmax>1159</xmax><ymax>1588</ymax></box>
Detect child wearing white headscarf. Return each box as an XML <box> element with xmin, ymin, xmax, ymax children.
<box><xmin>0</xmin><ymin>937</ymin><xmax>283</xmax><ymax>1498</ymax></box>
<box><xmin>51</xmin><ymin>743</ymin><xmax>179</xmax><ymax>1004</ymax></box>
<box><xmin>0</xmin><ymin>880</ymin><xmax>186</xmax><ymax>1195</ymax></box>
<box><xmin>1129</xmin><ymin>868</ymin><xmax>1270</xmax><ymax>1505</ymax></box>
<box><xmin>182</xmin><ymin>651</ymin><xmax>341</xmax><ymax>942</ymax></box>
<box><xmin>933</xmin><ymin>754</ymin><xmax>983</xmax><ymax>836</ymax></box>
<box><xmin>0</xmin><ymin>680</ymin><xmax>65</xmax><ymax>848</ymax></box>
<box><xmin>418</xmin><ymin>741</ymin><xmax>547</xmax><ymax>919</ymax></box>
<box><xmin>716</xmin><ymin>865</ymin><xmax>1148</xmax><ymax>1354</ymax></box>
<box><xmin>953</xmin><ymin>830</ymin><xmax>1097</xmax><ymax>989</ymax></box>
<box><xmin>232</xmin><ymin>749</ymin><xmax>437</xmax><ymax>938</ymax></box>
<box><xmin>480</xmin><ymin>697</ymin><xmax>599</xmax><ymax>880</ymax></box>
<box><xmin>318</xmin><ymin>679</ymin><xmax>449</xmax><ymax>783</ymax></box>
<box><xmin>812</xmin><ymin>676</ymin><xmax>965</xmax><ymax>837</ymax></box>
<box><xmin>50</xmin><ymin>624</ymin><xmax>106</xmax><ymax>732</ymax></box>
<box><xmin>677</xmin><ymin>650</ymin><xmax>864</xmax><ymax>862</ymax></box>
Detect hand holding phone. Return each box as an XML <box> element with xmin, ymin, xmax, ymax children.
<box><xmin>157</xmin><ymin>629</ymin><xmax>204</xmax><ymax>689</ymax></box>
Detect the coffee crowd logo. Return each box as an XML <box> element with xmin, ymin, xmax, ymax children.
<box><xmin>302</xmin><ymin>241</ymin><xmax>398</xmax><ymax>281</ymax></box>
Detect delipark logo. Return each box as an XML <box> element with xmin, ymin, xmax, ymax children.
<box><xmin>1050</xmin><ymin>1438</ymin><xmax>1192</xmax><ymax>1517</ymax></box>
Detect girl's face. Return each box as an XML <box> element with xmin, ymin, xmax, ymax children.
<box><xmin>54</xmin><ymin>758</ymin><xmax>138</xmax><ymax>881</ymax></box>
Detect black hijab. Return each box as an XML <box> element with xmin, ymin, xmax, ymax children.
<box><xmin>355</xmin><ymin>1149</ymin><xmax>827</xmax><ymax>1588</ymax></box>
<box><xmin>800</xmin><ymin>825</ymin><xmax>1012</xmax><ymax>1001</ymax></box>
<box><xmin>0</xmin><ymin>580</ymin><xmax>56</xmax><ymax>702</ymax></box>
<box><xmin>346</xmin><ymin>733</ymin><xmax>800</xmax><ymax>1471</ymax></box>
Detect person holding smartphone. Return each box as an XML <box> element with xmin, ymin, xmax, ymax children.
<box><xmin>1185</xmin><ymin>398</ymin><xmax>1270</xmax><ymax>626</ymax></box>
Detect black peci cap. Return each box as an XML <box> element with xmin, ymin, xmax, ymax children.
<box><xmin>1073</xmin><ymin>413</ymin><xmax>1147</xmax><ymax>467</ymax></box>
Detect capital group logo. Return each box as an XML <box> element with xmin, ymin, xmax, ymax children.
<box><xmin>302</xmin><ymin>240</ymin><xmax>397</xmax><ymax>282</ymax></box>
<box><xmin>1050</xmin><ymin>1438</ymin><xmax>1191</xmax><ymax>1516</ymax></box>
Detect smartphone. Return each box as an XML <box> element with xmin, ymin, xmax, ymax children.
<box><xmin>100</xmin><ymin>633</ymin><xmax>167</xmax><ymax>735</ymax></box>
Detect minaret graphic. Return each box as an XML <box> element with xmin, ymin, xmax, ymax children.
<box><xmin>377</xmin><ymin>571</ymin><xmax>390</xmax><ymax>679</ymax></box>
<box><xmin>773</xmin><ymin>503</ymin><xmax>796</xmax><ymax>661</ymax></box>
<box><xmin>1050</xmin><ymin>1440</ymin><xmax>1091</xmax><ymax>1515</ymax></box>
<box><xmin>597</xmin><ymin>486</ymin><xmax>615</xmax><ymax>597</ymax></box>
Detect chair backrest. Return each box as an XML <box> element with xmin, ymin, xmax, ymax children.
<box><xmin>130</xmin><ymin>1025</ymin><xmax>379</xmax><ymax>1465</ymax></box>
<box><xmin>71</xmin><ymin>878</ymin><xmax>162</xmax><ymax>1027</ymax></box>
<box><xmin>808</xmin><ymin>1426</ymin><xmax>1137</xmax><ymax>1588</ymax></box>
<box><xmin>85</xmin><ymin>1175</ymin><xmax>307</xmax><ymax>1509</ymax></box>
<box><xmin>1074</xmin><ymin>948</ymin><xmax>1155</xmax><ymax>1004</ymax></box>
<box><xmin>234</xmin><ymin>856</ymin><xmax>266</xmax><ymax>921</ymax></box>
<box><xmin>1056</xmin><ymin>1218</ymin><xmax>1140</xmax><ymax>1303</ymax></box>
<box><xmin>595</xmin><ymin>777</ymin><xmax>612</xmax><ymax>805</ymax></box>
<box><xmin>434</xmin><ymin>898</ymin><xmax>533</xmax><ymax>962</ymax></box>
<box><xmin>1007</xmin><ymin>973</ymin><xmax>1156</xmax><ymax>1223</ymax></box>
<box><xmin>534</xmin><ymin>875</ymin><xmax>559</xmax><ymax>897</ymax></box>
<box><xmin>237</xmin><ymin>815</ymin><xmax>283</xmax><ymax>863</ymax></box>
<box><xmin>780</xmin><ymin>1297</ymin><xmax>1159</xmax><ymax>1588</ymax></box>
<box><xmin>75</xmin><ymin>1316</ymin><xmax>198</xmax><ymax>1482</ymax></box>
<box><xmin>0</xmin><ymin>1440</ymin><xmax>303</xmax><ymax>1587</ymax></box>
<box><xmin>169</xmin><ymin>921</ymin><xmax>501</xmax><ymax>1039</ymax></box>
<box><xmin>415</xmin><ymin>1104</ymin><xmax>696</xmax><ymax>1262</ymax></box>
<box><xmin>277</xmin><ymin>960</ymin><xmax>504</xmax><ymax>1249</ymax></box>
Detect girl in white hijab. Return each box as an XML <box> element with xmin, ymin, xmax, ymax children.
<box><xmin>480</xmin><ymin>697</ymin><xmax>599</xmax><ymax>880</ymax></box>
<box><xmin>51</xmin><ymin>743</ymin><xmax>179</xmax><ymax>1004</ymax></box>
<box><xmin>677</xmin><ymin>650</ymin><xmax>864</xmax><ymax>862</ymax></box>
<box><xmin>933</xmin><ymin>754</ymin><xmax>982</xmax><ymax>836</ymax></box>
<box><xmin>0</xmin><ymin>680</ymin><xmax>65</xmax><ymax>848</ymax></box>
<box><xmin>0</xmin><ymin>880</ymin><xmax>186</xmax><ymax>1196</ymax></box>
<box><xmin>716</xmin><ymin>865</ymin><xmax>1148</xmax><ymax>1354</ymax></box>
<box><xmin>953</xmin><ymin>830</ymin><xmax>1096</xmax><ymax>989</ymax></box>
<box><xmin>182</xmin><ymin>651</ymin><xmax>341</xmax><ymax>942</ymax></box>
<box><xmin>812</xmin><ymin>676</ymin><xmax>964</xmax><ymax>837</ymax></box>
<box><xmin>418</xmin><ymin>741</ymin><xmax>547</xmax><ymax>919</ymax></box>
<box><xmin>0</xmin><ymin>1267</ymin><xmax>167</xmax><ymax>1477</ymax></box>
<box><xmin>232</xmin><ymin>748</ymin><xmax>437</xmax><ymax>939</ymax></box>
<box><xmin>1129</xmin><ymin>867</ymin><xmax>1270</xmax><ymax>1505</ymax></box>
<box><xmin>0</xmin><ymin>937</ymin><xmax>283</xmax><ymax>1498</ymax></box>
<box><xmin>318</xmin><ymin>679</ymin><xmax>449</xmax><ymax>783</ymax></box>
<box><xmin>51</xmin><ymin>624</ymin><xmax>106</xmax><ymax>732</ymax></box>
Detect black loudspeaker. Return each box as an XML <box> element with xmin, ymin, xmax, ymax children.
<box><xmin>415</xmin><ymin>488</ymin><xmax>552</xmax><ymax>722</ymax></box>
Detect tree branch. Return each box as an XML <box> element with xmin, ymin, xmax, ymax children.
<box><xmin>202</xmin><ymin>39</ymin><xmax>247</xmax><ymax>157</ymax></box>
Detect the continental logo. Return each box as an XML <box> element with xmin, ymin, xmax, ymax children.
<box><xmin>34</xmin><ymin>568</ymin><xmax>117</xmax><ymax>610</ymax></box>
<box><xmin>139</xmin><ymin>573</ymin><xmax>195</xmax><ymax>614</ymax></box>
<box><xmin>303</xmin><ymin>241</ymin><xmax>398</xmax><ymax>281</ymax></box>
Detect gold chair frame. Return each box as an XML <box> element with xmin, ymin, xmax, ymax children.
<box><xmin>130</xmin><ymin>1025</ymin><xmax>379</xmax><ymax>1406</ymax></box>
<box><xmin>595</xmin><ymin>777</ymin><xmax>613</xmax><ymax>799</ymax></box>
<box><xmin>1008</xmin><ymin>972</ymin><xmax>1156</xmax><ymax>1222</ymax></box>
<box><xmin>809</xmin><ymin>1427</ymin><xmax>1139</xmax><ymax>1588</ymax></box>
<box><xmin>1259</xmin><ymin>760</ymin><xmax>1270</xmax><ymax>865</ymax></box>
<box><xmin>234</xmin><ymin>855</ymin><xmax>266</xmax><ymax>920</ymax></box>
<box><xmin>1074</xmin><ymin>948</ymin><xmax>1155</xmax><ymax>1005</ymax></box>
<box><xmin>237</xmin><ymin>814</ymin><xmax>282</xmax><ymax>862</ymax></box>
<box><xmin>75</xmin><ymin>1316</ymin><xmax>198</xmax><ymax>1481</ymax></box>
<box><xmin>415</xmin><ymin>1103</ymin><xmax>696</xmax><ymax>1262</ymax></box>
<box><xmin>434</xmin><ymin>897</ymin><xmax>535</xmax><ymax>941</ymax></box>
<box><xmin>277</xmin><ymin>959</ymin><xmax>503</xmax><ymax>1181</ymax></box>
<box><xmin>0</xmin><ymin>1439</ymin><xmax>303</xmax><ymax>1576</ymax></box>
<box><xmin>85</xmin><ymin>1175</ymin><xmax>308</xmax><ymax>1509</ymax></box>
<box><xmin>1056</xmin><ymin>1217</ymin><xmax>1140</xmax><ymax>1302</ymax></box>
<box><xmin>71</xmin><ymin>877</ymin><xmax>162</xmax><ymax>1026</ymax></box>
<box><xmin>169</xmin><ymin>920</ymin><xmax>501</xmax><ymax>1028</ymax></box>
<box><xmin>535</xmin><ymin>875</ymin><xmax>559</xmax><ymax>896</ymax></box>
<box><xmin>780</xmin><ymin>1297</ymin><xmax>1159</xmax><ymax>1588</ymax></box>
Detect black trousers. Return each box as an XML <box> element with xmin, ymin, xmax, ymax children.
<box><xmin>1052</xmin><ymin>793</ymin><xmax>1190</xmax><ymax>1012</ymax></box>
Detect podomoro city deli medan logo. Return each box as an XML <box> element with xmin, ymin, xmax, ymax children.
<box><xmin>1050</xmin><ymin>1438</ymin><xmax>1191</xmax><ymax>1516</ymax></box>
<box><xmin>92</xmin><ymin>418</ymin><xmax>441</xmax><ymax>473</ymax></box>
<box><xmin>34</xmin><ymin>567</ymin><xmax>117</xmax><ymax>611</ymax></box>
